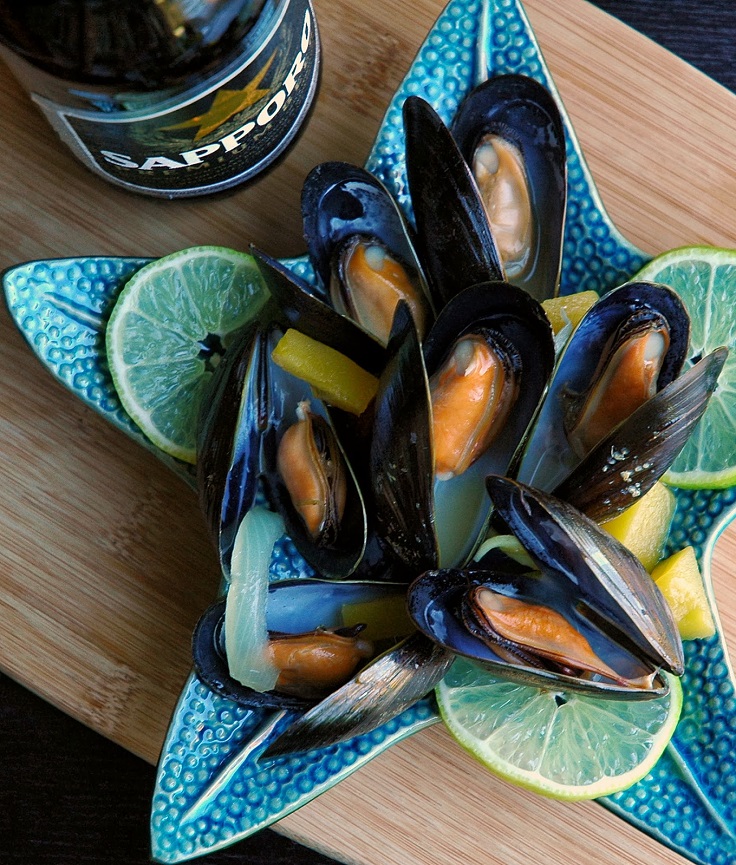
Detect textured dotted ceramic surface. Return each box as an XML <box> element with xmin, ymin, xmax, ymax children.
<box><xmin>3</xmin><ymin>0</ymin><xmax>736</xmax><ymax>863</ymax></box>
<box><xmin>1</xmin><ymin>255</ymin><xmax>196</xmax><ymax>487</ymax></box>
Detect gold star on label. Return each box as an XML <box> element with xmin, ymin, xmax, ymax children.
<box><xmin>163</xmin><ymin>54</ymin><xmax>275</xmax><ymax>141</ymax></box>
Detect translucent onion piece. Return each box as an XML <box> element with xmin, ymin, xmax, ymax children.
<box><xmin>224</xmin><ymin>506</ymin><xmax>285</xmax><ymax>691</ymax></box>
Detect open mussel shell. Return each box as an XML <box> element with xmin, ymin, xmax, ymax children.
<box><xmin>261</xmin><ymin>340</ymin><xmax>368</xmax><ymax>579</ymax></box>
<box><xmin>197</xmin><ymin>308</ymin><xmax>367</xmax><ymax>580</ymax></box>
<box><xmin>424</xmin><ymin>282</ymin><xmax>555</xmax><ymax>565</ymax></box>
<box><xmin>451</xmin><ymin>74</ymin><xmax>567</xmax><ymax>302</ymax></box>
<box><xmin>406</xmin><ymin>568</ymin><xmax>670</xmax><ymax>699</ymax></box>
<box><xmin>193</xmin><ymin>580</ymin><xmax>410</xmax><ymax>711</ymax></box>
<box><xmin>252</xmin><ymin>246</ymin><xmax>382</xmax><ymax>502</ymax></box>
<box><xmin>403</xmin><ymin>95</ymin><xmax>503</xmax><ymax>310</ymax></box>
<box><xmin>515</xmin><ymin>281</ymin><xmax>690</xmax><ymax>491</ymax></box>
<box><xmin>489</xmin><ymin>476</ymin><xmax>683</xmax><ymax>675</ymax></box>
<box><xmin>301</xmin><ymin>161</ymin><xmax>434</xmax><ymax>344</ymax></box>
<box><xmin>554</xmin><ymin>347</ymin><xmax>729</xmax><ymax>522</ymax></box>
<box><xmin>197</xmin><ymin>317</ymin><xmax>271</xmax><ymax>576</ymax></box>
<box><xmin>369</xmin><ymin>284</ymin><xmax>555</xmax><ymax>572</ymax></box>
<box><xmin>193</xmin><ymin>597</ymin><xmax>306</xmax><ymax>711</ymax></box>
<box><xmin>424</xmin><ymin>281</ymin><xmax>555</xmax><ymax>461</ymax></box>
<box><xmin>251</xmin><ymin>246</ymin><xmax>386</xmax><ymax>377</ymax></box>
<box><xmin>408</xmin><ymin>476</ymin><xmax>683</xmax><ymax>698</ymax></box>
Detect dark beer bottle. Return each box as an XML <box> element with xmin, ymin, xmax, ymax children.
<box><xmin>0</xmin><ymin>0</ymin><xmax>320</xmax><ymax>198</ymax></box>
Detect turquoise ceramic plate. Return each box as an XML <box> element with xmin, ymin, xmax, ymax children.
<box><xmin>4</xmin><ymin>0</ymin><xmax>736</xmax><ymax>863</ymax></box>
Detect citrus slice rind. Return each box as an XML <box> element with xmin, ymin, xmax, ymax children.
<box><xmin>105</xmin><ymin>246</ymin><xmax>268</xmax><ymax>464</ymax></box>
<box><xmin>436</xmin><ymin>657</ymin><xmax>683</xmax><ymax>801</ymax></box>
<box><xmin>634</xmin><ymin>247</ymin><xmax>736</xmax><ymax>489</ymax></box>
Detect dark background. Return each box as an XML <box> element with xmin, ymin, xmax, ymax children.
<box><xmin>2</xmin><ymin>1</ymin><xmax>734</xmax><ymax>863</ymax></box>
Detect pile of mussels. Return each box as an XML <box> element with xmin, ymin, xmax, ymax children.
<box><xmin>192</xmin><ymin>74</ymin><xmax>728</xmax><ymax>758</ymax></box>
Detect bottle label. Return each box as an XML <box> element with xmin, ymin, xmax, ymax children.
<box><xmin>32</xmin><ymin>0</ymin><xmax>319</xmax><ymax>198</ymax></box>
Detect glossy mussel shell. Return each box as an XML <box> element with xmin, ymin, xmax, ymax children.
<box><xmin>515</xmin><ymin>281</ymin><xmax>690</xmax><ymax>496</ymax></box>
<box><xmin>403</xmin><ymin>96</ymin><xmax>504</xmax><ymax>310</ymax></box>
<box><xmin>192</xmin><ymin>580</ymin><xmax>408</xmax><ymax>710</ymax></box>
<box><xmin>369</xmin><ymin>282</ymin><xmax>555</xmax><ymax>571</ymax></box>
<box><xmin>262</xmin><ymin>332</ymin><xmax>368</xmax><ymax>579</ymax></box>
<box><xmin>407</xmin><ymin>477</ymin><xmax>684</xmax><ymax>699</ymax></box>
<box><xmin>426</xmin><ymin>282</ymin><xmax>555</xmax><ymax>564</ymax></box>
<box><xmin>197</xmin><ymin>318</ymin><xmax>270</xmax><ymax>576</ymax></box>
<box><xmin>301</xmin><ymin>161</ymin><xmax>433</xmax><ymax>343</ymax></box>
<box><xmin>197</xmin><ymin>315</ymin><xmax>367</xmax><ymax>579</ymax></box>
<box><xmin>451</xmin><ymin>74</ymin><xmax>567</xmax><ymax>302</ymax></box>
<box><xmin>369</xmin><ymin>302</ymin><xmax>438</xmax><ymax>574</ymax></box>
<box><xmin>554</xmin><ymin>347</ymin><xmax>728</xmax><ymax>522</ymax></box>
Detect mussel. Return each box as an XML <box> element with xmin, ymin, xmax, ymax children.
<box><xmin>263</xmin><ymin>335</ymin><xmax>368</xmax><ymax>579</ymax></box>
<box><xmin>563</xmin><ymin>306</ymin><xmax>673</xmax><ymax>459</ymax></box>
<box><xmin>275</xmin><ymin>401</ymin><xmax>348</xmax><ymax>547</ymax></box>
<box><xmin>406</xmin><ymin>477</ymin><xmax>684</xmax><ymax>698</ymax></box>
<box><xmin>468</xmin><ymin>137</ymin><xmax>532</xmax><ymax>278</ymax></box>
<box><xmin>515</xmin><ymin>282</ymin><xmax>691</xmax><ymax>496</ymax></box>
<box><xmin>197</xmin><ymin>318</ymin><xmax>271</xmax><ymax>576</ymax></box>
<box><xmin>369</xmin><ymin>302</ymin><xmax>437</xmax><ymax>574</ymax></box>
<box><xmin>264</xmin><ymin>625</ymin><xmax>374</xmax><ymax>700</ymax></box>
<box><xmin>369</xmin><ymin>283</ymin><xmax>555</xmax><ymax>570</ymax></box>
<box><xmin>463</xmin><ymin>586</ymin><xmax>648</xmax><ymax>688</ymax></box>
<box><xmin>451</xmin><ymin>74</ymin><xmax>567</xmax><ymax>302</ymax></box>
<box><xmin>330</xmin><ymin>234</ymin><xmax>429</xmax><ymax>345</ymax></box>
<box><xmin>429</xmin><ymin>329</ymin><xmax>521</xmax><ymax>480</ymax></box>
<box><xmin>193</xmin><ymin>579</ymin><xmax>411</xmax><ymax>709</ymax></box>
<box><xmin>197</xmin><ymin>314</ymin><xmax>368</xmax><ymax>580</ymax></box>
<box><xmin>554</xmin><ymin>347</ymin><xmax>728</xmax><ymax>522</ymax></box>
<box><xmin>302</xmin><ymin>161</ymin><xmax>434</xmax><ymax>344</ymax></box>
<box><xmin>260</xmin><ymin>632</ymin><xmax>454</xmax><ymax>758</ymax></box>
<box><xmin>403</xmin><ymin>96</ymin><xmax>504</xmax><ymax>309</ymax></box>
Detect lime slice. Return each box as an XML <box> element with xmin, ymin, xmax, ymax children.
<box><xmin>634</xmin><ymin>246</ymin><xmax>736</xmax><ymax>488</ymax></box>
<box><xmin>436</xmin><ymin>657</ymin><xmax>682</xmax><ymax>801</ymax></box>
<box><xmin>106</xmin><ymin>246</ymin><xmax>268</xmax><ymax>463</ymax></box>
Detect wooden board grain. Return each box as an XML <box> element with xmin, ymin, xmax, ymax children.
<box><xmin>0</xmin><ymin>1</ymin><xmax>734</xmax><ymax>864</ymax></box>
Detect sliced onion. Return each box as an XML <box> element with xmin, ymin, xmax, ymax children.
<box><xmin>224</xmin><ymin>506</ymin><xmax>285</xmax><ymax>691</ymax></box>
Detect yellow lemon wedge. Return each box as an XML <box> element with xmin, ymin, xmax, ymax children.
<box><xmin>652</xmin><ymin>546</ymin><xmax>716</xmax><ymax>640</ymax></box>
<box><xmin>600</xmin><ymin>482</ymin><xmax>676</xmax><ymax>572</ymax></box>
<box><xmin>271</xmin><ymin>328</ymin><xmax>378</xmax><ymax>416</ymax></box>
<box><xmin>542</xmin><ymin>290</ymin><xmax>599</xmax><ymax>334</ymax></box>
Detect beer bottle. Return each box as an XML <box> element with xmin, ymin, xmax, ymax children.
<box><xmin>0</xmin><ymin>0</ymin><xmax>320</xmax><ymax>198</ymax></box>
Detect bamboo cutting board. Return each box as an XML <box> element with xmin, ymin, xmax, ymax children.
<box><xmin>0</xmin><ymin>1</ymin><xmax>735</xmax><ymax>864</ymax></box>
